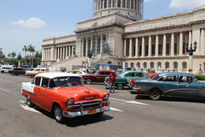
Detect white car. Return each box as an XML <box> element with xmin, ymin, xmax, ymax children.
<box><xmin>0</xmin><ymin>65</ymin><xmax>14</xmax><ymax>73</ymax></box>
<box><xmin>25</xmin><ymin>68</ymin><xmax>48</xmax><ymax>76</ymax></box>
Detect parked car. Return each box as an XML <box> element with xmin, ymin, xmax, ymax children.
<box><xmin>25</xmin><ymin>68</ymin><xmax>49</xmax><ymax>76</ymax></box>
<box><xmin>104</xmin><ymin>71</ymin><xmax>146</xmax><ymax>90</ymax></box>
<box><xmin>67</xmin><ymin>70</ymin><xmax>87</xmax><ymax>76</ymax></box>
<box><xmin>0</xmin><ymin>65</ymin><xmax>14</xmax><ymax>73</ymax></box>
<box><xmin>128</xmin><ymin>73</ymin><xmax>159</xmax><ymax>89</ymax></box>
<box><xmin>21</xmin><ymin>72</ymin><xmax>110</xmax><ymax>123</ymax></box>
<box><xmin>82</xmin><ymin>70</ymin><xmax>114</xmax><ymax>84</ymax></box>
<box><xmin>134</xmin><ymin>72</ymin><xmax>205</xmax><ymax>100</ymax></box>
<box><xmin>9</xmin><ymin>68</ymin><xmax>26</xmax><ymax>75</ymax></box>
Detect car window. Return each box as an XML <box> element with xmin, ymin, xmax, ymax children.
<box><xmin>34</xmin><ymin>77</ymin><xmax>41</xmax><ymax>86</ymax></box>
<box><xmin>136</xmin><ymin>73</ymin><xmax>144</xmax><ymax>77</ymax></box>
<box><xmin>105</xmin><ymin>72</ymin><xmax>111</xmax><ymax>75</ymax></box>
<box><xmin>125</xmin><ymin>72</ymin><xmax>135</xmax><ymax>77</ymax></box>
<box><xmin>164</xmin><ymin>75</ymin><xmax>177</xmax><ymax>82</ymax></box>
<box><xmin>49</xmin><ymin>76</ymin><xmax>83</xmax><ymax>88</ymax></box>
<box><xmin>41</xmin><ymin>78</ymin><xmax>49</xmax><ymax>87</ymax></box>
<box><xmin>98</xmin><ymin>72</ymin><xmax>104</xmax><ymax>75</ymax></box>
<box><xmin>179</xmin><ymin>76</ymin><xmax>194</xmax><ymax>83</ymax></box>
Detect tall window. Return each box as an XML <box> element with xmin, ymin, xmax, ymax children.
<box><xmin>150</xmin><ymin>62</ymin><xmax>154</xmax><ymax>69</ymax></box>
<box><xmin>113</xmin><ymin>0</ymin><xmax>116</xmax><ymax>7</ymax></box>
<box><xmin>97</xmin><ymin>36</ymin><xmax>101</xmax><ymax>54</ymax></box>
<box><xmin>108</xmin><ymin>0</ymin><xmax>112</xmax><ymax>8</ymax></box>
<box><xmin>165</xmin><ymin>62</ymin><xmax>170</xmax><ymax>69</ymax></box>
<box><xmin>126</xmin><ymin>39</ymin><xmax>130</xmax><ymax>57</ymax></box>
<box><xmin>101</xmin><ymin>0</ymin><xmax>103</xmax><ymax>9</ymax></box>
<box><xmin>183</xmin><ymin>42</ymin><xmax>186</xmax><ymax>54</ymax></box>
<box><xmin>92</xmin><ymin>36</ymin><xmax>96</xmax><ymax>56</ymax></box>
<box><xmin>104</xmin><ymin>0</ymin><xmax>107</xmax><ymax>8</ymax></box>
<box><xmin>123</xmin><ymin>0</ymin><xmax>126</xmax><ymax>7</ymax></box>
<box><xmin>166</xmin><ymin>44</ymin><xmax>170</xmax><ymax>55</ymax></box>
<box><xmin>139</xmin><ymin>45</ymin><xmax>142</xmax><ymax>56</ymax></box>
<box><xmin>127</xmin><ymin>0</ymin><xmax>130</xmax><ymax>8</ymax></box>
<box><xmin>132</xmin><ymin>39</ymin><xmax>135</xmax><ymax>57</ymax></box>
<box><xmin>131</xmin><ymin>62</ymin><xmax>134</xmax><ymax>68</ymax></box>
<box><xmin>152</xmin><ymin>45</ymin><xmax>155</xmax><ymax>56</ymax></box>
<box><xmin>83</xmin><ymin>38</ymin><xmax>86</xmax><ymax>56</ymax></box>
<box><xmin>159</xmin><ymin>44</ymin><xmax>162</xmax><ymax>55</ymax></box>
<box><xmin>87</xmin><ymin>38</ymin><xmax>91</xmax><ymax>56</ymax></box>
<box><xmin>137</xmin><ymin>62</ymin><xmax>140</xmax><ymax>68</ymax></box>
<box><xmin>143</xmin><ymin>62</ymin><xmax>147</xmax><ymax>68</ymax></box>
<box><xmin>135</xmin><ymin>0</ymin><xmax>138</xmax><ymax>10</ymax></box>
<box><xmin>182</xmin><ymin>62</ymin><xmax>187</xmax><ymax>69</ymax></box>
<box><xmin>174</xmin><ymin>43</ymin><xmax>178</xmax><ymax>55</ymax></box>
<box><xmin>173</xmin><ymin>62</ymin><xmax>178</xmax><ymax>70</ymax></box>
<box><xmin>131</xmin><ymin>0</ymin><xmax>134</xmax><ymax>9</ymax></box>
<box><xmin>145</xmin><ymin>45</ymin><xmax>148</xmax><ymax>56</ymax></box>
<box><xmin>117</xmin><ymin>0</ymin><xmax>121</xmax><ymax>7</ymax></box>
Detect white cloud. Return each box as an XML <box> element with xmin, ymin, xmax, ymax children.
<box><xmin>170</xmin><ymin>0</ymin><xmax>205</xmax><ymax>9</ymax></box>
<box><xmin>12</xmin><ymin>17</ymin><xmax>47</xmax><ymax>29</ymax></box>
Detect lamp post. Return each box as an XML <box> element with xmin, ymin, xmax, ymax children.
<box><xmin>186</xmin><ymin>41</ymin><xmax>197</xmax><ymax>73</ymax></box>
<box><xmin>122</xmin><ymin>56</ymin><xmax>126</xmax><ymax>72</ymax></box>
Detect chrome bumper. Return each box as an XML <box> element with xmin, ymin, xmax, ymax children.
<box><xmin>63</xmin><ymin>106</ymin><xmax>110</xmax><ymax>118</ymax></box>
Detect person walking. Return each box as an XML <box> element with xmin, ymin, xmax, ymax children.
<box><xmin>109</xmin><ymin>72</ymin><xmax>116</xmax><ymax>93</ymax></box>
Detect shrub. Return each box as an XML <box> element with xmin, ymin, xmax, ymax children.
<box><xmin>195</xmin><ymin>74</ymin><xmax>205</xmax><ymax>81</ymax></box>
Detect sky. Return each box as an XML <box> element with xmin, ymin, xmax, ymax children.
<box><xmin>0</xmin><ymin>0</ymin><xmax>205</xmax><ymax>57</ymax></box>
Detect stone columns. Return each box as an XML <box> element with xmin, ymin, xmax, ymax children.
<box><xmin>179</xmin><ymin>32</ymin><xmax>183</xmax><ymax>56</ymax></box>
<box><xmin>201</xmin><ymin>29</ymin><xmax>204</xmax><ymax>54</ymax></box>
<box><xmin>155</xmin><ymin>35</ymin><xmax>159</xmax><ymax>57</ymax></box>
<box><xmin>141</xmin><ymin>37</ymin><xmax>145</xmax><ymax>57</ymax></box>
<box><xmin>189</xmin><ymin>31</ymin><xmax>192</xmax><ymax>45</ymax></box>
<box><xmin>100</xmin><ymin>35</ymin><xmax>103</xmax><ymax>55</ymax></box>
<box><xmin>124</xmin><ymin>39</ymin><xmax>126</xmax><ymax>57</ymax></box>
<box><xmin>135</xmin><ymin>38</ymin><xmax>138</xmax><ymax>57</ymax></box>
<box><xmin>129</xmin><ymin>38</ymin><xmax>132</xmax><ymax>58</ymax></box>
<box><xmin>163</xmin><ymin>34</ymin><xmax>166</xmax><ymax>57</ymax></box>
<box><xmin>148</xmin><ymin>36</ymin><xmax>152</xmax><ymax>57</ymax></box>
<box><xmin>171</xmin><ymin>33</ymin><xmax>174</xmax><ymax>56</ymax></box>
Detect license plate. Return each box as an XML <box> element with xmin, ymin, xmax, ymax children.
<box><xmin>88</xmin><ymin>109</ymin><xmax>96</xmax><ymax>115</ymax></box>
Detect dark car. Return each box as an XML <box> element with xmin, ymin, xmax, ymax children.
<box><xmin>10</xmin><ymin>68</ymin><xmax>26</xmax><ymax>75</ymax></box>
<box><xmin>82</xmin><ymin>70</ymin><xmax>114</xmax><ymax>84</ymax></box>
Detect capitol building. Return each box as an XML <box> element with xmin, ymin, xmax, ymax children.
<box><xmin>41</xmin><ymin>0</ymin><xmax>205</xmax><ymax>74</ymax></box>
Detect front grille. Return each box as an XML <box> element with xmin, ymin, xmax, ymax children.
<box><xmin>73</xmin><ymin>100</ymin><xmax>101</xmax><ymax>111</ymax></box>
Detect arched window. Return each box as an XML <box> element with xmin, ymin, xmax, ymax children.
<box><xmin>131</xmin><ymin>62</ymin><xmax>134</xmax><ymax>68</ymax></box>
<box><xmin>137</xmin><ymin>62</ymin><xmax>140</xmax><ymax>68</ymax></box>
<box><xmin>143</xmin><ymin>62</ymin><xmax>147</xmax><ymax>68</ymax></box>
<box><xmin>125</xmin><ymin>62</ymin><xmax>128</xmax><ymax>67</ymax></box>
<box><xmin>165</xmin><ymin>62</ymin><xmax>170</xmax><ymax>69</ymax></box>
<box><xmin>173</xmin><ymin>62</ymin><xmax>178</xmax><ymax>70</ymax></box>
<box><xmin>182</xmin><ymin>62</ymin><xmax>187</xmax><ymax>69</ymax></box>
<box><xmin>157</xmin><ymin>62</ymin><xmax>162</xmax><ymax>69</ymax></box>
<box><xmin>150</xmin><ymin>62</ymin><xmax>154</xmax><ymax>69</ymax></box>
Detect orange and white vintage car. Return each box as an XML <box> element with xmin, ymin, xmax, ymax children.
<box><xmin>21</xmin><ymin>72</ymin><xmax>110</xmax><ymax>123</ymax></box>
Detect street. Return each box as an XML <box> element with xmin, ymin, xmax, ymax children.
<box><xmin>1</xmin><ymin>73</ymin><xmax>205</xmax><ymax>137</ymax></box>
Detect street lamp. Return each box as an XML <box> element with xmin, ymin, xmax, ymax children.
<box><xmin>186</xmin><ymin>41</ymin><xmax>197</xmax><ymax>72</ymax></box>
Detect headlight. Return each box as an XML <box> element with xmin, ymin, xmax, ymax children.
<box><xmin>103</xmin><ymin>94</ymin><xmax>109</xmax><ymax>100</ymax></box>
<box><xmin>67</xmin><ymin>98</ymin><xmax>74</xmax><ymax>105</ymax></box>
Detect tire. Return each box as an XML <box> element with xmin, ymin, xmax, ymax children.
<box><xmin>85</xmin><ymin>79</ymin><xmax>92</xmax><ymax>85</ymax></box>
<box><xmin>26</xmin><ymin>96</ymin><xmax>33</xmax><ymax>107</ymax></box>
<box><xmin>54</xmin><ymin>105</ymin><xmax>65</xmax><ymax>123</ymax></box>
<box><xmin>149</xmin><ymin>88</ymin><xmax>161</xmax><ymax>100</ymax></box>
<box><xmin>117</xmin><ymin>84</ymin><xmax>123</xmax><ymax>90</ymax></box>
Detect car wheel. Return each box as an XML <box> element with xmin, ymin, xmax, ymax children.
<box><xmin>86</xmin><ymin>79</ymin><xmax>92</xmax><ymax>85</ymax></box>
<box><xmin>54</xmin><ymin>105</ymin><xmax>64</xmax><ymax>123</ymax></box>
<box><xmin>149</xmin><ymin>88</ymin><xmax>161</xmax><ymax>100</ymax></box>
<box><xmin>117</xmin><ymin>84</ymin><xmax>123</xmax><ymax>90</ymax></box>
<box><xmin>26</xmin><ymin>96</ymin><xmax>33</xmax><ymax>107</ymax></box>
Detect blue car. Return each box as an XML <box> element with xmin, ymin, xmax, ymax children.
<box><xmin>134</xmin><ymin>72</ymin><xmax>205</xmax><ymax>100</ymax></box>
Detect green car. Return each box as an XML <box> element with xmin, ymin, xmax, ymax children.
<box><xmin>104</xmin><ymin>71</ymin><xmax>146</xmax><ymax>90</ymax></box>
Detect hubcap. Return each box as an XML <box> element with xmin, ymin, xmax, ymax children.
<box><xmin>55</xmin><ymin>107</ymin><xmax>62</xmax><ymax>121</ymax></box>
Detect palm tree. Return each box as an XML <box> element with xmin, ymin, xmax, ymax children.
<box><xmin>22</xmin><ymin>45</ymin><xmax>28</xmax><ymax>64</ymax></box>
<box><xmin>28</xmin><ymin>44</ymin><xmax>35</xmax><ymax>67</ymax></box>
<box><xmin>8</xmin><ymin>53</ymin><xmax>11</xmax><ymax>58</ymax></box>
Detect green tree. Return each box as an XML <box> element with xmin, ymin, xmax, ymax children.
<box><xmin>22</xmin><ymin>45</ymin><xmax>28</xmax><ymax>64</ymax></box>
<box><xmin>11</xmin><ymin>52</ymin><xmax>16</xmax><ymax>58</ymax></box>
<box><xmin>8</xmin><ymin>53</ymin><xmax>11</xmax><ymax>58</ymax></box>
<box><xmin>28</xmin><ymin>44</ymin><xmax>35</xmax><ymax>67</ymax></box>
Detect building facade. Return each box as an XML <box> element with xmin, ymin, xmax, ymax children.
<box><xmin>42</xmin><ymin>0</ymin><xmax>205</xmax><ymax>74</ymax></box>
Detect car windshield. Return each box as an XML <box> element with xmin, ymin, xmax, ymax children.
<box><xmin>152</xmin><ymin>74</ymin><xmax>160</xmax><ymax>80</ymax></box>
<box><xmin>49</xmin><ymin>76</ymin><xmax>83</xmax><ymax>88</ymax></box>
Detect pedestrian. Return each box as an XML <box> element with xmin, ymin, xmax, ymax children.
<box><xmin>109</xmin><ymin>71</ymin><xmax>116</xmax><ymax>93</ymax></box>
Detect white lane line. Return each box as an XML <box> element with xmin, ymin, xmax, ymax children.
<box><xmin>20</xmin><ymin>105</ymin><xmax>40</xmax><ymax>113</ymax></box>
<box><xmin>0</xmin><ymin>87</ymin><xmax>10</xmax><ymax>93</ymax></box>
<box><xmin>110</xmin><ymin>107</ymin><xmax>124</xmax><ymax>112</ymax></box>
<box><xmin>19</xmin><ymin>100</ymin><xmax>26</xmax><ymax>104</ymax></box>
<box><xmin>110</xmin><ymin>97</ymin><xmax>149</xmax><ymax>106</ymax></box>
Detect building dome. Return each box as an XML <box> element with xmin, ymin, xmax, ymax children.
<box><xmin>94</xmin><ymin>0</ymin><xmax>143</xmax><ymax>20</ymax></box>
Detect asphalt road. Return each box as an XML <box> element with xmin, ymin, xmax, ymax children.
<box><xmin>1</xmin><ymin>73</ymin><xmax>205</xmax><ymax>137</ymax></box>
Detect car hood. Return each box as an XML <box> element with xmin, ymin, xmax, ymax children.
<box><xmin>53</xmin><ymin>86</ymin><xmax>107</xmax><ymax>102</ymax></box>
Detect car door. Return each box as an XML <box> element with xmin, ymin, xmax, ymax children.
<box><xmin>37</xmin><ymin>78</ymin><xmax>52</xmax><ymax>110</ymax></box>
<box><xmin>161</xmin><ymin>75</ymin><xmax>179</xmax><ymax>97</ymax></box>
<box><xmin>95</xmin><ymin>71</ymin><xmax>105</xmax><ymax>82</ymax></box>
<box><xmin>177</xmin><ymin>76</ymin><xmax>199</xmax><ymax>98</ymax></box>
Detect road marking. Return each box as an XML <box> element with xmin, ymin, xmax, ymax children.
<box><xmin>110</xmin><ymin>107</ymin><xmax>124</xmax><ymax>112</ymax></box>
<box><xmin>110</xmin><ymin>97</ymin><xmax>149</xmax><ymax>106</ymax></box>
<box><xmin>0</xmin><ymin>87</ymin><xmax>10</xmax><ymax>93</ymax></box>
<box><xmin>20</xmin><ymin>105</ymin><xmax>40</xmax><ymax>113</ymax></box>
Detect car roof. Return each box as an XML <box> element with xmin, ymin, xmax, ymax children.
<box><xmin>35</xmin><ymin>72</ymin><xmax>81</xmax><ymax>79</ymax></box>
<box><xmin>98</xmin><ymin>70</ymin><xmax>114</xmax><ymax>72</ymax></box>
<box><xmin>124</xmin><ymin>71</ymin><xmax>144</xmax><ymax>73</ymax></box>
<box><xmin>158</xmin><ymin>72</ymin><xmax>194</xmax><ymax>77</ymax></box>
